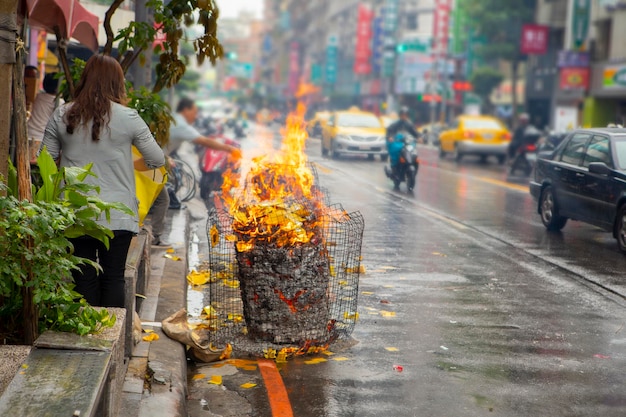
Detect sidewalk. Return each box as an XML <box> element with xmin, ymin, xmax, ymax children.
<box><xmin>119</xmin><ymin>207</ymin><xmax>191</xmax><ymax>417</ymax></box>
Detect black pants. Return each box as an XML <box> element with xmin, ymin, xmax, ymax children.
<box><xmin>69</xmin><ymin>230</ymin><xmax>133</xmax><ymax>308</ymax></box>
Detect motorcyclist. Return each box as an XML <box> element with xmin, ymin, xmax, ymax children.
<box><xmin>508</xmin><ymin>112</ymin><xmax>530</xmax><ymax>159</ymax></box>
<box><xmin>385</xmin><ymin>106</ymin><xmax>420</xmax><ymax>190</ymax></box>
<box><xmin>386</xmin><ymin>106</ymin><xmax>420</xmax><ymax>142</ymax></box>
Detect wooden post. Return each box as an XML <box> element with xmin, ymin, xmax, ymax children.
<box><xmin>14</xmin><ymin>35</ymin><xmax>37</xmax><ymax>344</ymax></box>
<box><xmin>0</xmin><ymin>0</ymin><xmax>18</xmax><ymax>185</ymax></box>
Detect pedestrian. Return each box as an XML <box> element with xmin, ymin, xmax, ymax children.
<box><xmin>41</xmin><ymin>54</ymin><xmax>165</xmax><ymax>308</ymax></box>
<box><xmin>148</xmin><ymin>96</ymin><xmax>240</xmax><ymax>246</ymax></box>
<box><xmin>27</xmin><ymin>72</ymin><xmax>62</xmax><ymax>163</ymax></box>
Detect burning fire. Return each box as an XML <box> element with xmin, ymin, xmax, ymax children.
<box><xmin>221</xmin><ymin>103</ymin><xmax>325</xmax><ymax>251</ymax></box>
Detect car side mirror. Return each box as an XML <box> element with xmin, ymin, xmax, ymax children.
<box><xmin>588</xmin><ymin>162</ymin><xmax>611</xmax><ymax>176</ymax></box>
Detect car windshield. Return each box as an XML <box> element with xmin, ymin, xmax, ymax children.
<box><xmin>613</xmin><ymin>138</ymin><xmax>626</xmax><ymax>169</ymax></box>
<box><xmin>463</xmin><ymin>119</ymin><xmax>503</xmax><ymax>130</ymax></box>
<box><xmin>337</xmin><ymin>113</ymin><xmax>382</xmax><ymax>128</ymax></box>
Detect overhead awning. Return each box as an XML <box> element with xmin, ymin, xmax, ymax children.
<box><xmin>25</xmin><ymin>0</ymin><xmax>99</xmax><ymax>51</ymax></box>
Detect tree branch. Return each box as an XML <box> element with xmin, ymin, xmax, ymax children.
<box><xmin>103</xmin><ymin>0</ymin><xmax>126</xmax><ymax>55</ymax></box>
<box><xmin>120</xmin><ymin>48</ymin><xmax>145</xmax><ymax>74</ymax></box>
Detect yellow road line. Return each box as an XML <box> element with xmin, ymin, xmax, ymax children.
<box><xmin>477</xmin><ymin>176</ymin><xmax>530</xmax><ymax>193</ymax></box>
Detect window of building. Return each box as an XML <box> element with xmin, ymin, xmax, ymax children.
<box><xmin>406</xmin><ymin>12</ymin><xmax>418</xmax><ymax>31</ymax></box>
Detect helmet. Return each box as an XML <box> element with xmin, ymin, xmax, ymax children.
<box><xmin>399</xmin><ymin>106</ymin><xmax>409</xmax><ymax>116</ymax></box>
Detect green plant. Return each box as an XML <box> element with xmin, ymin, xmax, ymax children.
<box><xmin>128</xmin><ymin>87</ymin><xmax>174</xmax><ymax>147</ymax></box>
<box><xmin>0</xmin><ymin>148</ymin><xmax>133</xmax><ymax>342</ymax></box>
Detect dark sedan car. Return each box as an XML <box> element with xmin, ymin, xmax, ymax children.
<box><xmin>530</xmin><ymin>128</ymin><xmax>626</xmax><ymax>252</ymax></box>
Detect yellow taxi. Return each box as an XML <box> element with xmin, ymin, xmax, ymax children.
<box><xmin>307</xmin><ymin>111</ymin><xmax>331</xmax><ymax>138</ymax></box>
<box><xmin>322</xmin><ymin>108</ymin><xmax>387</xmax><ymax>161</ymax></box>
<box><xmin>439</xmin><ymin>115</ymin><xmax>511</xmax><ymax>163</ymax></box>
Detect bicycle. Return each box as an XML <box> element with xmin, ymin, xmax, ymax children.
<box><xmin>167</xmin><ymin>156</ymin><xmax>197</xmax><ymax>203</ymax></box>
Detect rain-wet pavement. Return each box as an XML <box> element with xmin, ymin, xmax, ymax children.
<box><xmin>183</xmin><ymin>126</ymin><xmax>626</xmax><ymax>416</ymax></box>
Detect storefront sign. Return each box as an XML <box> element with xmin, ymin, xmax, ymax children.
<box><xmin>354</xmin><ymin>4</ymin><xmax>374</xmax><ymax>75</ymax></box>
<box><xmin>521</xmin><ymin>24</ymin><xmax>549</xmax><ymax>55</ymax></box>
<box><xmin>603</xmin><ymin>64</ymin><xmax>626</xmax><ymax>88</ymax></box>
<box><xmin>433</xmin><ymin>0</ymin><xmax>452</xmax><ymax>56</ymax></box>
<box><xmin>559</xmin><ymin>67</ymin><xmax>589</xmax><ymax>90</ymax></box>
<box><xmin>325</xmin><ymin>35</ymin><xmax>338</xmax><ymax>84</ymax></box>
<box><xmin>571</xmin><ymin>0</ymin><xmax>590</xmax><ymax>50</ymax></box>
<box><xmin>557</xmin><ymin>50</ymin><xmax>589</xmax><ymax>68</ymax></box>
<box><xmin>288</xmin><ymin>42</ymin><xmax>300</xmax><ymax>95</ymax></box>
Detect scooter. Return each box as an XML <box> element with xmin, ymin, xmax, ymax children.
<box><xmin>509</xmin><ymin>125</ymin><xmax>542</xmax><ymax>177</ymax></box>
<box><xmin>199</xmin><ymin>134</ymin><xmax>240</xmax><ymax>207</ymax></box>
<box><xmin>384</xmin><ymin>132</ymin><xmax>419</xmax><ymax>192</ymax></box>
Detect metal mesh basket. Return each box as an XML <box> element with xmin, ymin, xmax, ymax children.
<box><xmin>204</xmin><ymin>197</ymin><xmax>364</xmax><ymax>354</ymax></box>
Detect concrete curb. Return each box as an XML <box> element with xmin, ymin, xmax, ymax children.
<box><xmin>120</xmin><ymin>209</ymin><xmax>190</xmax><ymax>417</ymax></box>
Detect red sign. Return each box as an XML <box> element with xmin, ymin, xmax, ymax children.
<box><xmin>354</xmin><ymin>4</ymin><xmax>374</xmax><ymax>75</ymax></box>
<box><xmin>453</xmin><ymin>81</ymin><xmax>472</xmax><ymax>91</ymax></box>
<box><xmin>521</xmin><ymin>24</ymin><xmax>549</xmax><ymax>55</ymax></box>
<box><xmin>432</xmin><ymin>0</ymin><xmax>452</xmax><ymax>56</ymax></box>
<box><xmin>559</xmin><ymin>67</ymin><xmax>590</xmax><ymax>90</ymax></box>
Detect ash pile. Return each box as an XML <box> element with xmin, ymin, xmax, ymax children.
<box><xmin>204</xmin><ymin>163</ymin><xmax>364</xmax><ymax>356</ymax></box>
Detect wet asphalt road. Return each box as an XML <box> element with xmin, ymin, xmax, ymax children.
<box><xmin>185</xmin><ymin>127</ymin><xmax>626</xmax><ymax>417</ymax></box>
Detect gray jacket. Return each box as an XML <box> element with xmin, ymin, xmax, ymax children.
<box><xmin>42</xmin><ymin>102</ymin><xmax>165</xmax><ymax>234</ymax></box>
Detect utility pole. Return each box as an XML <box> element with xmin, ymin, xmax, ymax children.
<box><xmin>0</xmin><ymin>0</ymin><xmax>18</xmax><ymax>183</ymax></box>
<box><xmin>130</xmin><ymin>0</ymin><xmax>152</xmax><ymax>89</ymax></box>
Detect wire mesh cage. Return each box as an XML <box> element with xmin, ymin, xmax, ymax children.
<box><xmin>204</xmin><ymin>198</ymin><xmax>364</xmax><ymax>354</ymax></box>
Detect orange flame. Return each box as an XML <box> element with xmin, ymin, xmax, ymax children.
<box><xmin>222</xmin><ymin>102</ymin><xmax>326</xmax><ymax>250</ymax></box>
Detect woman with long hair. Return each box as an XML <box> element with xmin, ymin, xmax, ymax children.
<box><xmin>41</xmin><ymin>55</ymin><xmax>165</xmax><ymax>308</ymax></box>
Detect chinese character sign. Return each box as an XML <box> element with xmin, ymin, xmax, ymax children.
<box><xmin>432</xmin><ymin>0</ymin><xmax>452</xmax><ymax>57</ymax></box>
<box><xmin>354</xmin><ymin>3</ymin><xmax>373</xmax><ymax>75</ymax></box>
<box><xmin>521</xmin><ymin>24</ymin><xmax>549</xmax><ymax>55</ymax></box>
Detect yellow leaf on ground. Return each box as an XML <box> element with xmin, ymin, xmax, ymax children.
<box><xmin>332</xmin><ymin>357</ymin><xmax>350</xmax><ymax>361</ymax></box>
<box><xmin>361</xmin><ymin>291</ymin><xmax>374</xmax><ymax>295</ymax></box>
<box><xmin>208</xmin><ymin>375</ymin><xmax>222</xmax><ymax>385</ymax></box>
<box><xmin>222</xmin><ymin>279</ymin><xmax>240</xmax><ymax>288</ymax></box>
<box><xmin>380</xmin><ymin>311</ymin><xmax>396</xmax><ymax>318</ymax></box>
<box><xmin>143</xmin><ymin>329</ymin><xmax>154</xmax><ymax>333</ymax></box>
<box><xmin>192</xmin><ymin>374</ymin><xmax>206</xmax><ymax>381</ymax></box>
<box><xmin>321</xmin><ymin>350</ymin><xmax>334</xmax><ymax>356</ymax></box>
<box><xmin>187</xmin><ymin>270</ymin><xmax>211</xmax><ymax>286</ymax></box>
<box><xmin>203</xmin><ymin>305</ymin><xmax>218</xmax><ymax>319</ymax></box>
<box><xmin>143</xmin><ymin>333</ymin><xmax>159</xmax><ymax>342</ymax></box>
<box><xmin>166</xmin><ymin>248</ymin><xmax>175</xmax><ymax>254</ymax></box>
<box><xmin>304</xmin><ymin>358</ymin><xmax>328</xmax><ymax>365</ymax></box>
<box><xmin>240</xmin><ymin>382</ymin><xmax>257</xmax><ymax>389</ymax></box>
<box><xmin>385</xmin><ymin>347</ymin><xmax>399</xmax><ymax>352</ymax></box>
<box><xmin>164</xmin><ymin>254</ymin><xmax>181</xmax><ymax>261</ymax></box>
<box><xmin>343</xmin><ymin>311</ymin><xmax>359</xmax><ymax>320</ymax></box>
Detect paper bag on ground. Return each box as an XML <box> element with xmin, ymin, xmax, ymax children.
<box><xmin>161</xmin><ymin>308</ymin><xmax>227</xmax><ymax>363</ymax></box>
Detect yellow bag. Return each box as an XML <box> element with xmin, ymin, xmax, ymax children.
<box><xmin>133</xmin><ymin>146</ymin><xmax>167</xmax><ymax>225</ymax></box>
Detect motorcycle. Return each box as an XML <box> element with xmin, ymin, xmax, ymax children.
<box><xmin>199</xmin><ymin>134</ymin><xmax>241</xmax><ymax>207</ymax></box>
<box><xmin>384</xmin><ymin>132</ymin><xmax>419</xmax><ymax>192</ymax></box>
<box><xmin>509</xmin><ymin>125</ymin><xmax>542</xmax><ymax>177</ymax></box>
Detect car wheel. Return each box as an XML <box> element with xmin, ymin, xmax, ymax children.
<box><xmin>615</xmin><ymin>205</ymin><xmax>626</xmax><ymax>253</ymax></box>
<box><xmin>321</xmin><ymin>142</ymin><xmax>328</xmax><ymax>157</ymax></box>
<box><xmin>539</xmin><ymin>186</ymin><xmax>568</xmax><ymax>231</ymax></box>
<box><xmin>331</xmin><ymin>140</ymin><xmax>340</xmax><ymax>159</ymax></box>
<box><xmin>455</xmin><ymin>150</ymin><xmax>463</xmax><ymax>162</ymax></box>
<box><xmin>439</xmin><ymin>147</ymin><xmax>446</xmax><ymax>159</ymax></box>
<box><xmin>380</xmin><ymin>154</ymin><xmax>389</xmax><ymax>162</ymax></box>
<box><xmin>497</xmin><ymin>155</ymin><xmax>506</xmax><ymax>165</ymax></box>
<box><xmin>368</xmin><ymin>154</ymin><xmax>375</xmax><ymax>160</ymax></box>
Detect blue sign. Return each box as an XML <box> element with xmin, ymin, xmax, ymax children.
<box><xmin>557</xmin><ymin>50</ymin><xmax>589</xmax><ymax>68</ymax></box>
<box><xmin>325</xmin><ymin>45</ymin><xmax>338</xmax><ymax>84</ymax></box>
<box><xmin>371</xmin><ymin>17</ymin><xmax>383</xmax><ymax>76</ymax></box>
